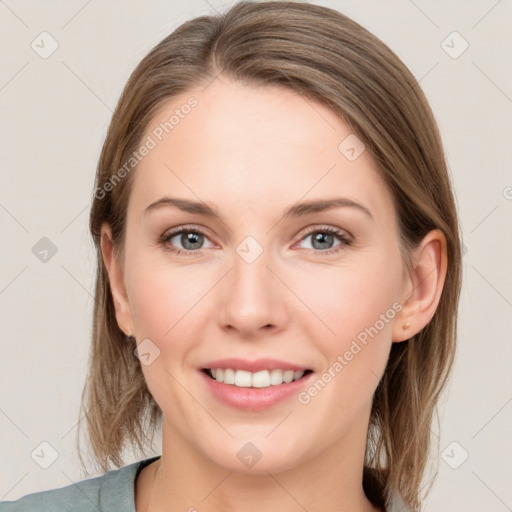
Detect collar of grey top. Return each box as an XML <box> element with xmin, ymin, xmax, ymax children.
<box><xmin>88</xmin><ymin>455</ymin><xmax>161</xmax><ymax>511</ymax></box>
<box><xmin>0</xmin><ymin>454</ymin><xmax>410</xmax><ymax>512</ymax></box>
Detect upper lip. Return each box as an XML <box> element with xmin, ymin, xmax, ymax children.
<box><xmin>201</xmin><ymin>358</ymin><xmax>311</xmax><ymax>373</ymax></box>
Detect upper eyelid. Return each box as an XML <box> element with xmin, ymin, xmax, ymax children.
<box><xmin>164</xmin><ymin>225</ymin><xmax>217</xmax><ymax>243</ymax></box>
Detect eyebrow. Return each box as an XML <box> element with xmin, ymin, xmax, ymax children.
<box><xmin>144</xmin><ymin>196</ymin><xmax>373</xmax><ymax>221</ymax></box>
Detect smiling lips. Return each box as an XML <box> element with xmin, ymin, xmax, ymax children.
<box><xmin>200</xmin><ymin>358</ymin><xmax>314</xmax><ymax>410</ymax></box>
<box><xmin>205</xmin><ymin>367</ymin><xmax>309</xmax><ymax>387</ymax></box>
<box><xmin>201</xmin><ymin>357</ymin><xmax>312</xmax><ymax>388</ymax></box>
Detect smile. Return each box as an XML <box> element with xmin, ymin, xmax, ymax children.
<box><xmin>202</xmin><ymin>368</ymin><xmax>313</xmax><ymax>388</ymax></box>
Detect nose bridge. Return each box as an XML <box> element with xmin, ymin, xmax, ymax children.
<box><xmin>217</xmin><ymin>235</ymin><xmax>287</xmax><ymax>335</ymax></box>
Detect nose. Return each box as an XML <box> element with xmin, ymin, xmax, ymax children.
<box><xmin>216</xmin><ymin>248</ymin><xmax>289</xmax><ymax>339</ymax></box>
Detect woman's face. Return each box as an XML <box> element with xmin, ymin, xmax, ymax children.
<box><xmin>104</xmin><ymin>78</ymin><xmax>413</xmax><ymax>474</ymax></box>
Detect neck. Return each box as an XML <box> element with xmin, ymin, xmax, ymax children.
<box><xmin>141</xmin><ymin>412</ymin><xmax>383</xmax><ymax>512</ymax></box>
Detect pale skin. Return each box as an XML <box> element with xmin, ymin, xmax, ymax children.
<box><xmin>101</xmin><ymin>77</ymin><xmax>447</xmax><ymax>512</ymax></box>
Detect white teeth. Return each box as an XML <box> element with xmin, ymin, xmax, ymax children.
<box><xmin>269</xmin><ymin>369</ymin><xmax>284</xmax><ymax>385</ymax></box>
<box><xmin>252</xmin><ymin>370</ymin><xmax>270</xmax><ymax>388</ymax></box>
<box><xmin>207</xmin><ymin>368</ymin><xmax>306</xmax><ymax>388</ymax></box>
<box><xmin>234</xmin><ymin>370</ymin><xmax>252</xmax><ymax>387</ymax></box>
<box><xmin>223</xmin><ymin>368</ymin><xmax>235</xmax><ymax>385</ymax></box>
<box><xmin>282</xmin><ymin>370</ymin><xmax>294</xmax><ymax>383</ymax></box>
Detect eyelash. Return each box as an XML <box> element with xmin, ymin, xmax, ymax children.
<box><xmin>158</xmin><ymin>225</ymin><xmax>353</xmax><ymax>257</ymax></box>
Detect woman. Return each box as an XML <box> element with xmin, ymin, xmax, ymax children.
<box><xmin>0</xmin><ymin>1</ymin><xmax>462</xmax><ymax>511</ymax></box>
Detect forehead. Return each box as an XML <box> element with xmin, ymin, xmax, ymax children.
<box><xmin>129</xmin><ymin>78</ymin><xmax>395</xmax><ymax>227</ymax></box>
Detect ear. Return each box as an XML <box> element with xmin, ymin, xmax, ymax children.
<box><xmin>392</xmin><ymin>228</ymin><xmax>448</xmax><ymax>343</ymax></box>
<box><xmin>100</xmin><ymin>223</ymin><xmax>134</xmax><ymax>336</ymax></box>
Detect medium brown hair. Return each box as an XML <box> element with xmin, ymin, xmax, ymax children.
<box><xmin>78</xmin><ymin>2</ymin><xmax>463</xmax><ymax>510</ymax></box>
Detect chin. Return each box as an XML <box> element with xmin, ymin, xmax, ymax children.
<box><xmin>200</xmin><ymin>436</ymin><xmax>306</xmax><ymax>475</ymax></box>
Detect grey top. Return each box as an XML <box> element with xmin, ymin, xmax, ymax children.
<box><xmin>1</xmin><ymin>455</ymin><xmax>410</xmax><ymax>511</ymax></box>
<box><xmin>0</xmin><ymin>456</ymin><xmax>160</xmax><ymax>512</ymax></box>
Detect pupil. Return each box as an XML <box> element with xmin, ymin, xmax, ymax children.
<box><xmin>313</xmin><ymin>232</ymin><xmax>333</xmax><ymax>250</ymax></box>
<box><xmin>183</xmin><ymin>232</ymin><xmax>202</xmax><ymax>250</ymax></box>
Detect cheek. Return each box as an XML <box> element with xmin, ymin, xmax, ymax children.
<box><xmin>126</xmin><ymin>249</ymin><xmax>203</xmax><ymax>340</ymax></box>
<box><xmin>130</xmin><ymin>273</ymin><xmax>175</xmax><ymax>338</ymax></box>
<box><xmin>293</xmin><ymin>251</ymin><xmax>401</xmax><ymax>396</ymax></box>
<box><xmin>294</xmin><ymin>253</ymin><xmax>401</xmax><ymax>340</ymax></box>
<box><xmin>125</xmin><ymin>258</ymin><xmax>200</xmax><ymax>406</ymax></box>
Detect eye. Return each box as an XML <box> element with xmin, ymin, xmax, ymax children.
<box><xmin>295</xmin><ymin>226</ymin><xmax>353</xmax><ymax>255</ymax></box>
<box><xmin>159</xmin><ymin>226</ymin><xmax>214</xmax><ymax>256</ymax></box>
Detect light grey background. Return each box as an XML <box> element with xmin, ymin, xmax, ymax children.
<box><xmin>1</xmin><ymin>0</ymin><xmax>511</xmax><ymax>510</ymax></box>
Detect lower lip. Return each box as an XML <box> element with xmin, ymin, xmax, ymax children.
<box><xmin>199</xmin><ymin>370</ymin><xmax>313</xmax><ymax>411</ymax></box>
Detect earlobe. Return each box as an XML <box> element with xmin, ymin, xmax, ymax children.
<box><xmin>392</xmin><ymin>229</ymin><xmax>448</xmax><ymax>343</ymax></box>
<box><xmin>100</xmin><ymin>223</ymin><xmax>134</xmax><ymax>337</ymax></box>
